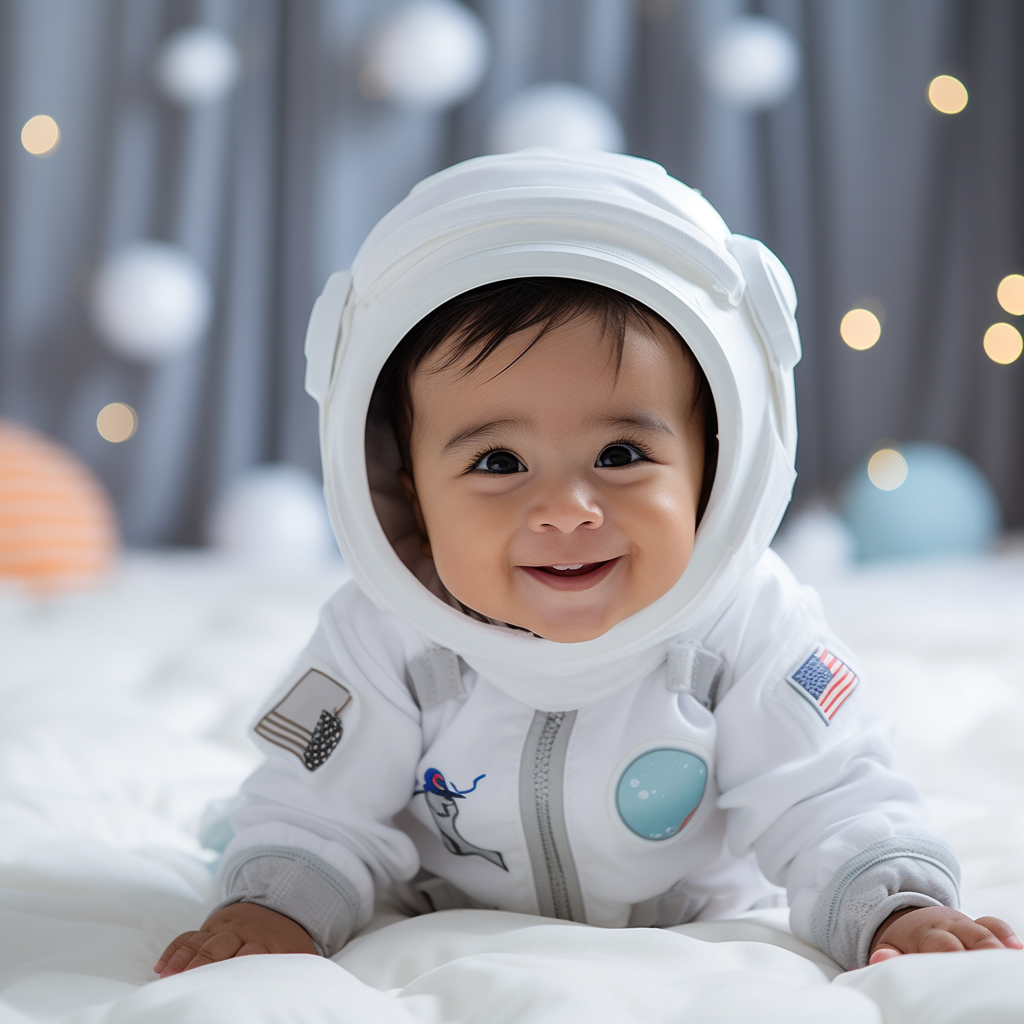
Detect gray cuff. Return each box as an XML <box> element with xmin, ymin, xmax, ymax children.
<box><xmin>218</xmin><ymin>846</ymin><xmax>363</xmax><ymax>957</ymax></box>
<box><xmin>810</xmin><ymin>837</ymin><xmax>961</xmax><ymax>970</ymax></box>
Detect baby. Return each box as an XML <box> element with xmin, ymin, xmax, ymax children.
<box><xmin>157</xmin><ymin>151</ymin><xmax>1018</xmax><ymax>977</ymax></box>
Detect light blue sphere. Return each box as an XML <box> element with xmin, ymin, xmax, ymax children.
<box><xmin>840</xmin><ymin>442</ymin><xmax>1000</xmax><ymax>562</ymax></box>
<box><xmin>616</xmin><ymin>749</ymin><xmax>707</xmax><ymax>840</ymax></box>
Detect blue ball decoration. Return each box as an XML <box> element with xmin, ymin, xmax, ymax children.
<box><xmin>840</xmin><ymin>442</ymin><xmax>1000</xmax><ymax>562</ymax></box>
<box><xmin>616</xmin><ymin>749</ymin><xmax>707</xmax><ymax>840</ymax></box>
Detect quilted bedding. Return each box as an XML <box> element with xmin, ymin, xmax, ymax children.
<box><xmin>1</xmin><ymin>547</ymin><xmax>1022</xmax><ymax>1023</ymax></box>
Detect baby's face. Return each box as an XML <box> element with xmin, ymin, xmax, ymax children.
<box><xmin>406</xmin><ymin>316</ymin><xmax>706</xmax><ymax>642</ymax></box>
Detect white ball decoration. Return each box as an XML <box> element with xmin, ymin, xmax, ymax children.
<box><xmin>488</xmin><ymin>82</ymin><xmax>624</xmax><ymax>154</ymax></box>
<box><xmin>155</xmin><ymin>26</ymin><xmax>240</xmax><ymax>106</ymax></box>
<box><xmin>360</xmin><ymin>0</ymin><xmax>489</xmax><ymax>111</ymax></box>
<box><xmin>705</xmin><ymin>16</ymin><xmax>801</xmax><ymax>110</ymax></box>
<box><xmin>772</xmin><ymin>506</ymin><xmax>855</xmax><ymax>587</ymax></box>
<box><xmin>91</xmin><ymin>242</ymin><xmax>212</xmax><ymax>363</ymax></box>
<box><xmin>206</xmin><ymin>465</ymin><xmax>338</xmax><ymax>570</ymax></box>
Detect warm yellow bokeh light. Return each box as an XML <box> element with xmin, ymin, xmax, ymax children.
<box><xmin>928</xmin><ymin>75</ymin><xmax>968</xmax><ymax>114</ymax></box>
<box><xmin>840</xmin><ymin>308</ymin><xmax>882</xmax><ymax>350</ymax></box>
<box><xmin>996</xmin><ymin>274</ymin><xmax>1024</xmax><ymax>316</ymax></box>
<box><xmin>21</xmin><ymin>114</ymin><xmax>60</xmax><ymax>156</ymax></box>
<box><xmin>867</xmin><ymin>448</ymin><xmax>908</xmax><ymax>491</ymax></box>
<box><xmin>983</xmin><ymin>323</ymin><xmax>1023</xmax><ymax>365</ymax></box>
<box><xmin>96</xmin><ymin>403</ymin><xmax>138</xmax><ymax>443</ymax></box>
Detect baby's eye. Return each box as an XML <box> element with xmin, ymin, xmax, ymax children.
<box><xmin>596</xmin><ymin>443</ymin><xmax>649</xmax><ymax>468</ymax></box>
<box><xmin>472</xmin><ymin>449</ymin><xmax>527</xmax><ymax>474</ymax></box>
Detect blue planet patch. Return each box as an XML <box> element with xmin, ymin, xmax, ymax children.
<box><xmin>616</xmin><ymin>748</ymin><xmax>707</xmax><ymax>840</ymax></box>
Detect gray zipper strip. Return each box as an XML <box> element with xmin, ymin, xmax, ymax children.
<box><xmin>519</xmin><ymin>709</ymin><xmax>585</xmax><ymax>922</ymax></box>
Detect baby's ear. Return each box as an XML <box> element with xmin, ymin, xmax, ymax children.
<box><xmin>399</xmin><ymin>470</ymin><xmax>432</xmax><ymax>558</ymax></box>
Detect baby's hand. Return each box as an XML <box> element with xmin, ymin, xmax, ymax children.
<box><xmin>868</xmin><ymin>906</ymin><xmax>1022</xmax><ymax>965</ymax></box>
<box><xmin>154</xmin><ymin>902</ymin><xmax>317</xmax><ymax>978</ymax></box>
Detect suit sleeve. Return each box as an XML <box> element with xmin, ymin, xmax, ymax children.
<box><xmin>216</xmin><ymin>582</ymin><xmax>426</xmax><ymax>955</ymax></box>
<box><xmin>710</xmin><ymin>553</ymin><xmax>960</xmax><ymax>970</ymax></box>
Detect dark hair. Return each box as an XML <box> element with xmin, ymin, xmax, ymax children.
<box><xmin>371</xmin><ymin>277</ymin><xmax>718</xmax><ymax>521</ymax></box>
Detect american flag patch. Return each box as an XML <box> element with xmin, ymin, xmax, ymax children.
<box><xmin>786</xmin><ymin>644</ymin><xmax>858</xmax><ymax>724</ymax></box>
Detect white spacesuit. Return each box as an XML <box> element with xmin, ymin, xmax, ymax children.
<box><xmin>219</xmin><ymin>151</ymin><xmax>959</xmax><ymax>971</ymax></box>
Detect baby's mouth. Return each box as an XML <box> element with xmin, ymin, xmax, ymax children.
<box><xmin>519</xmin><ymin>558</ymin><xmax>620</xmax><ymax>591</ymax></box>
<box><xmin>535</xmin><ymin>561</ymin><xmax>607</xmax><ymax>576</ymax></box>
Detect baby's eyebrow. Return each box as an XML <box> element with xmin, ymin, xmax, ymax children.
<box><xmin>595</xmin><ymin>412</ymin><xmax>676</xmax><ymax>436</ymax></box>
<box><xmin>441</xmin><ymin>418</ymin><xmax>527</xmax><ymax>454</ymax></box>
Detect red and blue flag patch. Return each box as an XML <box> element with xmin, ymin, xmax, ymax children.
<box><xmin>786</xmin><ymin>644</ymin><xmax>858</xmax><ymax>724</ymax></box>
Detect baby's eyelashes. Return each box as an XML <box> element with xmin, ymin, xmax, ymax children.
<box><xmin>469</xmin><ymin>440</ymin><xmax>654</xmax><ymax>475</ymax></box>
<box><xmin>470</xmin><ymin>449</ymin><xmax>527</xmax><ymax>474</ymax></box>
<box><xmin>595</xmin><ymin>441</ymin><xmax>652</xmax><ymax>468</ymax></box>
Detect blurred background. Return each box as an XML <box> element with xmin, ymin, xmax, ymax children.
<box><xmin>0</xmin><ymin>0</ymin><xmax>1022</xmax><ymax>584</ymax></box>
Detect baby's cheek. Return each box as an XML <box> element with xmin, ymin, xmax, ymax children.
<box><xmin>430</xmin><ymin>521</ymin><xmax>507</xmax><ymax>608</ymax></box>
<box><xmin>627</xmin><ymin>508</ymin><xmax>696</xmax><ymax>604</ymax></box>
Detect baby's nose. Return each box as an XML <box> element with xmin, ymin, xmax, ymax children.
<box><xmin>527</xmin><ymin>482</ymin><xmax>604</xmax><ymax>533</ymax></box>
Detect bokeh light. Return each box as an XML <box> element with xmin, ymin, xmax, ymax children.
<box><xmin>928</xmin><ymin>75</ymin><xmax>968</xmax><ymax>114</ymax></box>
<box><xmin>867</xmin><ymin>448</ymin><xmax>908</xmax><ymax>491</ymax></box>
<box><xmin>21</xmin><ymin>114</ymin><xmax>60</xmax><ymax>156</ymax></box>
<box><xmin>488</xmin><ymin>83</ymin><xmax>624</xmax><ymax>153</ymax></box>
<box><xmin>96</xmin><ymin>403</ymin><xmax>138</xmax><ymax>442</ymax></box>
<box><xmin>704</xmin><ymin>16</ymin><xmax>801</xmax><ymax>110</ymax></box>
<box><xmin>360</xmin><ymin>0</ymin><xmax>489</xmax><ymax>111</ymax></box>
<box><xmin>983</xmin><ymin>322</ymin><xmax>1023</xmax><ymax>365</ymax></box>
<box><xmin>154</xmin><ymin>26</ymin><xmax>240</xmax><ymax>106</ymax></box>
<box><xmin>996</xmin><ymin>274</ymin><xmax>1024</xmax><ymax>316</ymax></box>
<box><xmin>840</xmin><ymin>308</ymin><xmax>881</xmax><ymax>350</ymax></box>
<box><xmin>90</xmin><ymin>242</ymin><xmax>212</xmax><ymax>363</ymax></box>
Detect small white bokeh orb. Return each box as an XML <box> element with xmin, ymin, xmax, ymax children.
<box><xmin>360</xmin><ymin>0</ymin><xmax>489</xmax><ymax>110</ymax></box>
<box><xmin>91</xmin><ymin>242</ymin><xmax>212</xmax><ymax>362</ymax></box>
<box><xmin>705</xmin><ymin>16</ymin><xmax>801</xmax><ymax>110</ymax></box>
<box><xmin>155</xmin><ymin>26</ymin><xmax>240</xmax><ymax>106</ymax></box>
<box><xmin>206</xmin><ymin>465</ymin><xmax>338</xmax><ymax>570</ymax></box>
<box><xmin>772</xmin><ymin>505</ymin><xmax>856</xmax><ymax>588</ymax></box>
<box><xmin>488</xmin><ymin>82</ymin><xmax>624</xmax><ymax>153</ymax></box>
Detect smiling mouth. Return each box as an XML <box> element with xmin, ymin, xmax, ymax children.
<box><xmin>520</xmin><ymin>558</ymin><xmax>620</xmax><ymax>591</ymax></box>
<box><xmin>535</xmin><ymin>562</ymin><xmax>607</xmax><ymax>576</ymax></box>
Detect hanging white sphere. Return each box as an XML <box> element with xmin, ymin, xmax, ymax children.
<box><xmin>91</xmin><ymin>242</ymin><xmax>212</xmax><ymax>363</ymax></box>
<box><xmin>155</xmin><ymin>26</ymin><xmax>240</xmax><ymax>106</ymax></box>
<box><xmin>772</xmin><ymin>506</ymin><xmax>855</xmax><ymax>587</ymax></box>
<box><xmin>488</xmin><ymin>82</ymin><xmax>624</xmax><ymax>154</ymax></box>
<box><xmin>360</xmin><ymin>0</ymin><xmax>489</xmax><ymax>111</ymax></box>
<box><xmin>206</xmin><ymin>465</ymin><xmax>338</xmax><ymax>570</ymax></box>
<box><xmin>705</xmin><ymin>16</ymin><xmax>801</xmax><ymax>110</ymax></box>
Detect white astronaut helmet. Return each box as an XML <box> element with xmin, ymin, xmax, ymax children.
<box><xmin>303</xmin><ymin>150</ymin><xmax>800</xmax><ymax>711</ymax></box>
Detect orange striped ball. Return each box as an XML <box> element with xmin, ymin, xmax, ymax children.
<box><xmin>0</xmin><ymin>418</ymin><xmax>120</xmax><ymax>591</ymax></box>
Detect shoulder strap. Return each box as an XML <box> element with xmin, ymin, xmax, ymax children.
<box><xmin>406</xmin><ymin>647</ymin><xmax>465</xmax><ymax>710</ymax></box>
<box><xmin>666</xmin><ymin>640</ymin><xmax>725</xmax><ymax>711</ymax></box>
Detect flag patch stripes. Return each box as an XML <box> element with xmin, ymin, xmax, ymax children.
<box><xmin>786</xmin><ymin>644</ymin><xmax>858</xmax><ymax>724</ymax></box>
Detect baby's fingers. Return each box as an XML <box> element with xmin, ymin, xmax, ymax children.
<box><xmin>972</xmin><ymin>917</ymin><xmax>1023</xmax><ymax>950</ymax></box>
<box><xmin>175</xmin><ymin>931</ymin><xmax>244</xmax><ymax>974</ymax></box>
<box><xmin>867</xmin><ymin>946</ymin><xmax>903</xmax><ymax>965</ymax></box>
<box><xmin>154</xmin><ymin>931</ymin><xmax>199</xmax><ymax>974</ymax></box>
<box><xmin>158</xmin><ymin>931</ymin><xmax>213</xmax><ymax>977</ymax></box>
<box><xmin>235</xmin><ymin>941</ymin><xmax>270</xmax><ymax>958</ymax></box>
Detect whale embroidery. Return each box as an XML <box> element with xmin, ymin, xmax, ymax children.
<box><xmin>414</xmin><ymin>768</ymin><xmax>508</xmax><ymax>871</ymax></box>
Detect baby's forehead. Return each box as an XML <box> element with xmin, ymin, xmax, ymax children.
<box><xmin>422</xmin><ymin>311</ymin><xmax>692</xmax><ymax>383</ymax></box>
<box><xmin>413</xmin><ymin>318</ymin><xmax>702</xmax><ymax>432</ymax></box>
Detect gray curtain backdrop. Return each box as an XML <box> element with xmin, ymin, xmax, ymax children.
<box><xmin>0</xmin><ymin>0</ymin><xmax>1021</xmax><ymax>544</ymax></box>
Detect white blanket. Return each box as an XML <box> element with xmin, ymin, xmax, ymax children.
<box><xmin>2</xmin><ymin>548</ymin><xmax>1023</xmax><ymax>1023</ymax></box>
